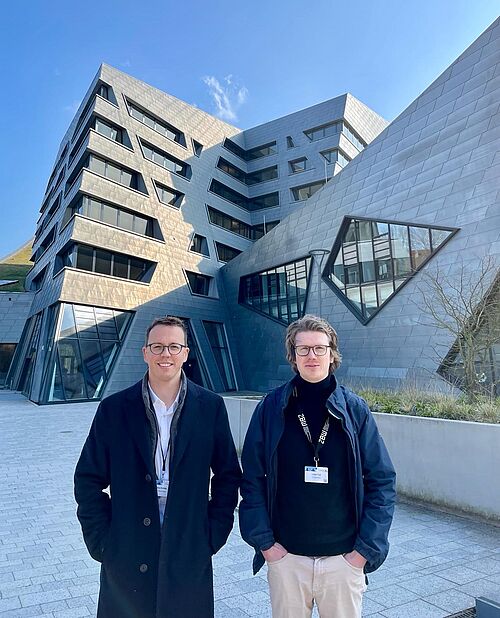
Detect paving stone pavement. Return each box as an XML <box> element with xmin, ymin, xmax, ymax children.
<box><xmin>1</xmin><ymin>391</ymin><xmax>499</xmax><ymax>617</ymax></box>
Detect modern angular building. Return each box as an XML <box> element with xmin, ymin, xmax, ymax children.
<box><xmin>4</xmin><ymin>65</ymin><xmax>386</xmax><ymax>403</ymax></box>
<box><xmin>4</xmin><ymin>17</ymin><xmax>499</xmax><ymax>403</ymax></box>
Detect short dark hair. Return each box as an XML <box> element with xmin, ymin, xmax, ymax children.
<box><xmin>144</xmin><ymin>316</ymin><xmax>188</xmax><ymax>346</ymax></box>
<box><xmin>285</xmin><ymin>314</ymin><xmax>341</xmax><ymax>374</ymax></box>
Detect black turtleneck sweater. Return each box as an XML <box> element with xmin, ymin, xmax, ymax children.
<box><xmin>273</xmin><ymin>373</ymin><xmax>357</xmax><ymax>556</ymax></box>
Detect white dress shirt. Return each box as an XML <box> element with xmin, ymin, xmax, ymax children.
<box><xmin>149</xmin><ymin>383</ymin><xmax>181</xmax><ymax>523</ymax></box>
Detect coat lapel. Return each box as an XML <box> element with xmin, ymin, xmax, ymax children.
<box><xmin>170</xmin><ymin>383</ymin><xmax>200</xmax><ymax>475</ymax></box>
<box><xmin>124</xmin><ymin>383</ymin><xmax>155</xmax><ymax>476</ymax></box>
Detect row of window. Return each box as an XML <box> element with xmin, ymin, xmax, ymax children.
<box><xmin>304</xmin><ymin>120</ymin><xmax>366</xmax><ymax>151</ymax></box>
<box><xmin>57</xmin><ymin>243</ymin><xmax>155</xmax><ymax>283</ymax></box>
<box><xmin>141</xmin><ymin>140</ymin><xmax>192</xmax><ymax>179</ymax></box>
<box><xmin>209</xmin><ymin>179</ymin><xmax>279</xmax><ymax>211</ymax></box>
<box><xmin>62</xmin><ymin>195</ymin><xmax>160</xmax><ymax>239</ymax></box>
<box><xmin>223</xmin><ymin>138</ymin><xmax>277</xmax><ymax>161</ymax></box>
<box><xmin>126</xmin><ymin>98</ymin><xmax>186</xmax><ymax>146</ymax></box>
<box><xmin>207</xmin><ymin>205</ymin><xmax>279</xmax><ymax>240</ymax></box>
<box><xmin>217</xmin><ymin>157</ymin><xmax>278</xmax><ymax>185</ymax></box>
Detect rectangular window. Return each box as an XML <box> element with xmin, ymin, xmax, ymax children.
<box><xmin>87</xmin><ymin>154</ymin><xmax>139</xmax><ymax>190</ymax></box>
<box><xmin>210</xmin><ymin>179</ymin><xmax>279</xmax><ymax>211</ymax></box>
<box><xmin>94</xmin><ymin>117</ymin><xmax>121</xmax><ymax>143</ymax></box>
<box><xmin>304</xmin><ymin>120</ymin><xmax>341</xmax><ymax>142</ymax></box>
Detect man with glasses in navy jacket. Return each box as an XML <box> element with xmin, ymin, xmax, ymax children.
<box><xmin>239</xmin><ymin>314</ymin><xmax>396</xmax><ymax>618</ymax></box>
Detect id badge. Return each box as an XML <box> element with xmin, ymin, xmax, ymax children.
<box><xmin>156</xmin><ymin>473</ymin><xmax>169</xmax><ymax>498</ymax></box>
<box><xmin>304</xmin><ymin>466</ymin><xmax>328</xmax><ymax>483</ymax></box>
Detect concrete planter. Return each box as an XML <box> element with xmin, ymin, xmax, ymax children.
<box><xmin>223</xmin><ymin>397</ymin><xmax>500</xmax><ymax>521</ymax></box>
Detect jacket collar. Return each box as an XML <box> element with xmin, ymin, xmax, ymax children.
<box><xmin>279</xmin><ymin>373</ymin><xmax>348</xmax><ymax>419</ymax></box>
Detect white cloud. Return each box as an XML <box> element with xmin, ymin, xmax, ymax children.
<box><xmin>202</xmin><ymin>75</ymin><xmax>248</xmax><ymax>122</ymax></box>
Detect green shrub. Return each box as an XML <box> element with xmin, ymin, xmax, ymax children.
<box><xmin>357</xmin><ymin>388</ymin><xmax>500</xmax><ymax>424</ymax></box>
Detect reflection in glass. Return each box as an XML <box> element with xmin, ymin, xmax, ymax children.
<box><xmin>239</xmin><ymin>258</ymin><xmax>311</xmax><ymax>325</ymax></box>
<box><xmin>42</xmin><ymin>303</ymin><xmax>133</xmax><ymax>402</ymax></box>
<box><xmin>326</xmin><ymin>217</ymin><xmax>456</xmax><ymax>322</ymax></box>
<box><xmin>203</xmin><ymin>321</ymin><xmax>236</xmax><ymax>391</ymax></box>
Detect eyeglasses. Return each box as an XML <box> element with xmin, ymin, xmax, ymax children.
<box><xmin>294</xmin><ymin>345</ymin><xmax>330</xmax><ymax>357</ymax></box>
<box><xmin>146</xmin><ymin>343</ymin><xmax>187</xmax><ymax>356</ymax></box>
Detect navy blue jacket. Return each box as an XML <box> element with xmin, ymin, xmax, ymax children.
<box><xmin>239</xmin><ymin>378</ymin><xmax>396</xmax><ymax>574</ymax></box>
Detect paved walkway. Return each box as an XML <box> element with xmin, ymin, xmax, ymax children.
<box><xmin>0</xmin><ymin>391</ymin><xmax>499</xmax><ymax>617</ymax></box>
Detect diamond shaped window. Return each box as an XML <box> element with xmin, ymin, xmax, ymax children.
<box><xmin>324</xmin><ymin>217</ymin><xmax>457</xmax><ymax>324</ymax></box>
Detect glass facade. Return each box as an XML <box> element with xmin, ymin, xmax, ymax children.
<box><xmin>202</xmin><ymin>321</ymin><xmax>236</xmax><ymax>391</ymax></box>
<box><xmin>42</xmin><ymin>303</ymin><xmax>133</xmax><ymax>402</ymax></box>
<box><xmin>325</xmin><ymin>217</ymin><xmax>456</xmax><ymax>323</ymax></box>
<box><xmin>239</xmin><ymin>257</ymin><xmax>312</xmax><ymax>324</ymax></box>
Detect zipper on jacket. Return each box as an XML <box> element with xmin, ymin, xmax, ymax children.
<box><xmin>326</xmin><ymin>403</ymin><xmax>359</xmax><ymax>528</ymax></box>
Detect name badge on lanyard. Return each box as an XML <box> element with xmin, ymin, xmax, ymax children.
<box><xmin>297</xmin><ymin>409</ymin><xmax>330</xmax><ymax>484</ymax></box>
<box><xmin>305</xmin><ymin>466</ymin><xmax>329</xmax><ymax>483</ymax></box>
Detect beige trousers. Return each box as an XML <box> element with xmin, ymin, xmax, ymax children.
<box><xmin>266</xmin><ymin>553</ymin><xmax>367</xmax><ymax>618</ymax></box>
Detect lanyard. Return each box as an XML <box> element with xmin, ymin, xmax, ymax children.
<box><xmin>157</xmin><ymin>429</ymin><xmax>170</xmax><ymax>474</ymax></box>
<box><xmin>297</xmin><ymin>410</ymin><xmax>330</xmax><ymax>466</ymax></box>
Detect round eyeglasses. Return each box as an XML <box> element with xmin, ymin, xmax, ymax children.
<box><xmin>146</xmin><ymin>343</ymin><xmax>187</xmax><ymax>356</ymax></box>
<box><xmin>294</xmin><ymin>345</ymin><xmax>330</xmax><ymax>357</ymax></box>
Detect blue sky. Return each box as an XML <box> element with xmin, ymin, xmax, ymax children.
<box><xmin>0</xmin><ymin>0</ymin><xmax>498</xmax><ymax>258</ymax></box>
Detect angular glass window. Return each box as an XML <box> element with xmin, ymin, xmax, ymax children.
<box><xmin>215</xmin><ymin>242</ymin><xmax>242</xmax><ymax>263</ymax></box>
<box><xmin>154</xmin><ymin>182</ymin><xmax>184</xmax><ymax>208</ymax></box>
<box><xmin>186</xmin><ymin>271</ymin><xmax>213</xmax><ymax>296</ymax></box>
<box><xmin>189</xmin><ymin>234</ymin><xmax>210</xmax><ymax>257</ymax></box>
<box><xmin>42</xmin><ymin>303</ymin><xmax>133</xmax><ymax>403</ymax></box>
<box><xmin>192</xmin><ymin>139</ymin><xmax>203</xmax><ymax>156</ymax></box>
<box><xmin>239</xmin><ymin>257</ymin><xmax>312</xmax><ymax>325</ymax></box>
<box><xmin>291</xmin><ymin>180</ymin><xmax>326</xmax><ymax>201</ymax></box>
<box><xmin>286</xmin><ymin>136</ymin><xmax>295</xmax><ymax>149</ymax></box>
<box><xmin>324</xmin><ymin>217</ymin><xmax>457</xmax><ymax>324</ymax></box>
<box><xmin>289</xmin><ymin>157</ymin><xmax>309</xmax><ymax>174</ymax></box>
<box><xmin>203</xmin><ymin>321</ymin><xmax>236</xmax><ymax>391</ymax></box>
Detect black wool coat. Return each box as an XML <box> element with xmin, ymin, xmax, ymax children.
<box><xmin>74</xmin><ymin>379</ymin><xmax>241</xmax><ymax>618</ymax></box>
